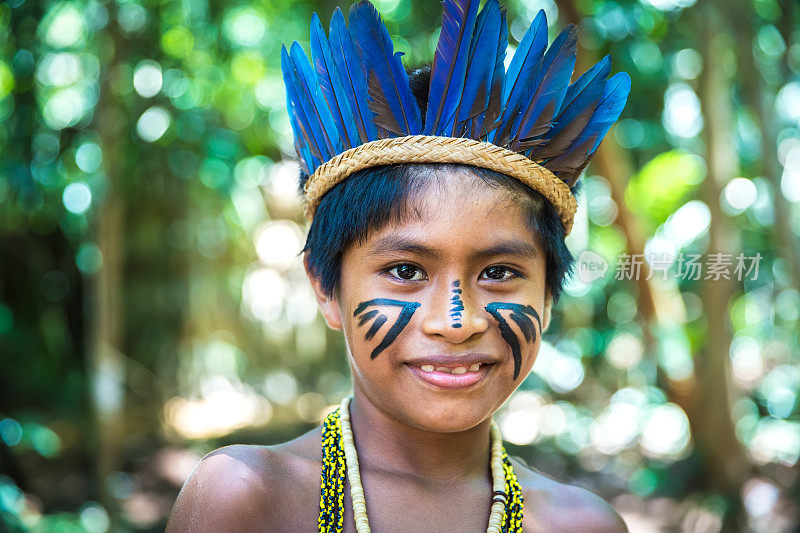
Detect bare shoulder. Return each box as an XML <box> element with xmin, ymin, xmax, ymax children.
<box><xmin>166</xmin><ymin>428</ymin><xmax>323</xmax><ymax>532</ymax></box>
<box><xmin>165</xmin><ymin>444</ymin><xmax>280</xmax><ymax>532</ymax></box>
<box><xmin>509</xmin><ymin>457</ymin><xmax>627</xmax><ymax>533</ymax></box>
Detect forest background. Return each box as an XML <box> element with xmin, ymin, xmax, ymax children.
<box><xmin>1</xmin><ymin>0</ymin><xmax>799</xmax><ymax>530</ymax></box>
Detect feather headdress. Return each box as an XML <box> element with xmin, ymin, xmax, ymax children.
<box><xmin>281</xmin><ymin>0</ymin><xmax>631</xmax><ymax>235</ymax></box>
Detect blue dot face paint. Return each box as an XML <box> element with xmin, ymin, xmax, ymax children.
<box><xmin>485</xmin><ymin>302</ymin><xmax>542</xmax><ymax>380</ymax></box>
<box><xmin>353</xmin><ymin>298</ymin><xmax>421</xmax><ymax>359</ymax></box>
<box><xmin>449</xmin><ymin>280</ymin><xmax>464</xmax><ymax>328</ymax></box>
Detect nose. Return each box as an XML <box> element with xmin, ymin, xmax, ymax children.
<box><xmin>421</xmin><ymin>280</ymin><xmax>488</xmax><ymax>343</ymax></box>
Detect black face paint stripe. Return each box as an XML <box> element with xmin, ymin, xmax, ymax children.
<box><xmin>450</xmin><ymin>280</ymin><xmax>464</xmax><ymax>328</ymax></box>
<box><xmin>353</xmin><ymin>298</ymin><xmax>421</xmax><ymax>359</ymax></box>
<box><xmin>357</xmin><ymin>309</ymin><xmax>379</xmax><ymax>327</ymax></box>
<box><xmin>364</xmin><ymin>314</ymin><xmax>387</xmax><ymax>340</ymax></box>
<box><xmin>485</xmin><ymin>303</ymin><xmax>542</xmax><ymax>380</ymax></box>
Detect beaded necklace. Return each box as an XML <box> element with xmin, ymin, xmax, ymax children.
<box><xmin>318</xmin><ymin>397</ymin><xmax>523</xmax><ymax>532</ymax></box>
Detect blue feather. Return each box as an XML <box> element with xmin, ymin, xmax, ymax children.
<box><xmin>491</xmin><ymin>9</ymin><xmax>548</xmax><ymax>145</ymax></box>
<box><xmin>558</xmin><ymin>55</ymin><xmax>611</xmax><ymax>118</ymax></box>
<box><xmin>349</xmin><ymin>0</ymin><xmax>422</xmax><ymax>136</ymax></box>
<box><xmin>453</xmin><ymin>0</ymin><xmax>503</xmax><ymax>137</ymax></box>
<box><xmin>281</xmin><ymin>44</ymin><xmax>325</xmax><ymax>170</ymax></box>
<box><xmin>288</xmin><ymin>41</ymin><xmax>342</xmax><ymax>160</ymax></box>
<box><xmin>529</xmin><ymin>55</ymin><xmax>611</xmax><ymax>160</ymax></box>
<box><xmin>502</xmin><ymin>9</ymin><xmax>547</xmax><ymax>103</ymax></box>
<box><xmin>586</xmin><ymin>71</ymin><xmax>631</xmax><ymax>154</ymax></box>
<box><xmin>288</xmin><ymin>101</ymin><xmax>315</xmax><ymax>175</ymax></box>
<box><xmin>280</xmin><ymin>0</ymin><xmax>631</xmax><ymax>193</ymax></box>
<box><xmin>294</xmin><ymin>136</ymin><xmax>316</xmax><ymax>175</ymax></box>
<box><xmin>310</xmin><ymin>13</ymin><xmax>360</xmax><ymax>151</ymax></box>
<box><xmin>283</xmin><ymin>52</ymin><xmax>313</xmax><ymax>175</ymax></box>
<box><xmin>329</xmin><ymin>7</ymin><xmax>376</xmax><ymax>144</ymax></box>
<box><xmin>510</xmin><ymin>24</ymin><xmax>578</xmax><ymax>150</ymax></box>
<box><xmin>472</xmin><ymin>6</ymin><xmax>507</xmax><ymax>139</ymax></box>
<box><xmin>546</xmin><ymin>71</ymin><xmax>631</xmax><ymax>180</ymax></box>
<box><xmin>288</xmin><ymin>113</ymin><xmax>312</xmax><ymax>174</ymax></box>
<box><xmin>425</xmin><ymin>0</ymin><xmax>480</xmax><ymax>136</ymax></box>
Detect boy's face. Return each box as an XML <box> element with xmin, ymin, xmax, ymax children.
<box><xmin>308</xmin><ymin>168</ymin><xmax>553</xmax><ymax>432</ymax></box>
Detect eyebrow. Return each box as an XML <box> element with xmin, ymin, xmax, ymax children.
<box><xmin>367</xmin><ymin>235</ymin><xmax>442</xmax><ymax>260</ymax></box>
<box><xmin>366</xmin><ymin>235</ymin><xmax>537</xmax><ymax>262</ymax></box>
<box><xmin>471</xmin><ymin>240</ymin><xmax>538</xmax><ymax>261</ymax></box>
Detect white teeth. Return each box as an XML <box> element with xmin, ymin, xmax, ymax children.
<box><xmin>418</xmin><ymin>363</ymin><xmax>483</xmax><ymax>374</ymax></box>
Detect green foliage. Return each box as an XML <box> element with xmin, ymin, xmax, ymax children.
<box><xmin>625</xmin><ymin>149</ymin><xmax>705</xmax><ymax>231</ymax></box>
<box><xmin>1</xmin><ymin>0</ymin><xmax>799</xmax><ymax>530</ymax></box>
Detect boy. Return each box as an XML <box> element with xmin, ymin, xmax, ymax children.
<box><xmin>168</xmin><ymin>1</ymin><xmax>630</xmax><ymax>530</ymax></box>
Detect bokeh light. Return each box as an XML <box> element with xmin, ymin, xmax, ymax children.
<box><xmin>62</xmin><ymin>181</ymin><xmax>92</xmax><ymax>214</ymax></box>
<box><xmin>640</xmin><ymin>403</ymin><xmax>692</xmax><ymax>459</ymax></box>
<box><xmin>663</xmin><ymin>83</ymin><xmax>703</xmax><ymax>138</ymax></box>
<box><xmin>498</xmin><ymin>391</ymin><xmax>545</xmax><ymax>445</ymax></box>
<box><xmin>242</xmin><ymin>267</ymin><xmax>286</xmax><ymax>323</ymax></box>
<box><xmin>223</xmin><ymin>7</ymin><xmax>267</xmax><ymax>48</ymax></box>
<box><xmin>75</xmin><ymin>141</ymin><xmax>102</xmax><ymax>173</ymax></box>
<box><xmin>641</xmin><ymin>0</ymin><xmax>697</xmax><ymax>10</ymax></box>
<box><xmin>0</xmin><ymin>419</ymin><xmax>23</xmax><ymax>447</ymax></box>
<box><xmin>37</xmin><ymin>52</ymin><xmax>82</xmax><ymax>87</ymax></box>
<box><xmin>136</xmin><ymin>106</ymin><xmax>171</xmax><ymax>142</ymax></box>
<box><xmin>672</xmin><ymin>48</ymin><xmax>703</xmax><ymax>79</ymax></box>
<box><xmin>42</xmin><ymin>85</ymin><xmax>95</xmax><ymax>129</ymax></box>
<box><xmin>118</xmin><ymin>3</ymin><xmax>148</xmax><ymax>35</ymax></box>
<box><xmin>263</xmin><ymin>370</ymin><xmax>299</xmax><ymax>405</ymax></box>
<box><xmin>42</xmin><ymin>3</ymin><xmax>86</xmax><ymax>48</ymax></box>
<box><xmin>164</xmin><ymin>378</ymin><xmax>273</xmax><ymax>439</ymax></box>
<box><xmin>662</xmin><ymin>200</ymin><xmax>711</xmax><ymax>248</ymax></box>
<box><xmin>606</xmin><ymin>331</ymin><xmax>644</xmax><ymax>370</ymax></box>
<box><xmin>75</xmin><ymin>243</ymin><xmax>103</xmax><ymax>274</ymax></box>
<box><xmin>722</xmin><ymin>177</ymin><xmax>758</xmax><ymax>214</ymax></box>
<box><xmin>133</xmin><ymin>60</ymin><xmax>163</xmax><ymax>98</ymax></box>
<box><xmin>0</xmin><ymin>61</ymin><xmax>14</xmax><ymax>98</ymax></box>
<box><xmin>534</xmin><ymin>341</ymin><xmax>586</xmax><ymax>394</ymax></box>
<box><xmin>255</xmin><ymin>220</ymin><xmax>303</xmax><ymax>270</ymax></box>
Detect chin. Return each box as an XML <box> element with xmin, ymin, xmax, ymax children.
<box><xmin>393</xmin><ymin>393</ymin><xmax>501</xmax><ymax>433</ymax></box>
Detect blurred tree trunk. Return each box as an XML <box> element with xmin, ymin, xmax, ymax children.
<box><xmin>88</xmin><ymin>170</ymin><xmax>124</xmax><ymax>509</ymax></box>
<box><xmin>693</xmin><ymin>0</ymin><xmax>749</xmax><ymax>510</ymax></box>
<box><xmin>88</xmin><ymin>14</ymin><xmax>127</xmax><ymax>514</ymax></box>
<box><xmin>561</xmin><ymin>0</ymin><xmax>749</xmax><ymax>516</ymax></box>
<box><xmin>726</xmin><ymin>0</ymin><xmax>800</xmax><ymax>290</ymax></box>
<box><xmin>558</xmin><ymin>3</ymin><xmax>682</xmax><ymax>389</ymax></box>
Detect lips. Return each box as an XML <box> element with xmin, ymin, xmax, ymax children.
<box><xmin>404</xmin><ymin>353</ymin><xmax>499</xmax><ymax>369</ymax></box>
<box><xmin>419</xmin><ymin>362</ymin><xmax>483</xmax><ymax>374</ymax></box>
<box><xmin>404</xmin><ymin>361</ymin><xmax>494</xmax><ymax>389</ymax></box>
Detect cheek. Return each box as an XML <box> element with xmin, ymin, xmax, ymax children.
<box><xmin>345</xmin><ymin>297</ymin><xmax>421</xmax><ymax>368</ymax></box>
<box><xmin>341</xmin><ymin>318</ymin><xmax>376</xmax><ymax>368</ymax></box>
<box><xmin>523</xmin><ymin>340</ymin><xmax>541</xmax><ymax>370</ymax></box>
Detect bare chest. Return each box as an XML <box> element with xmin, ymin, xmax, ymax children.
<box><xmin>270</xmin><ymin>465</ymin><xmax>510</xmax><ymax>532</ymax></box>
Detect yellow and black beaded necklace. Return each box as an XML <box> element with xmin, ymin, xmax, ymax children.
<box><xmin>317</xmin><ymin>406</ymin><xmax>524</xmax><ymax>532</ymax></box>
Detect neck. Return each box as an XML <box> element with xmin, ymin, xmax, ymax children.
<box><xmin>347</xmin><ymin>389</ymin><xmax>493</xmax><ymax>487</ymax></box>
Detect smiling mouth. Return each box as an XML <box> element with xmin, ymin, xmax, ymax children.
<box><xmin>404</xmin><ymin>362</ymin><xmax>495</xmax><ymax>389</ymax></box>
<box><xmin>416</xmin><ymin>362</ymin><xmax>488</xmax><ymax>374</ymax></box>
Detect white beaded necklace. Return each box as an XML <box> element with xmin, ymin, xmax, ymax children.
<box><xmin>338</xmin><ymin>396</ymin><xmax>508</xmax><ymax>533</ymax></box>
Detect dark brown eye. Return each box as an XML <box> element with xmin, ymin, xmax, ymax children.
<box><xmin>482</xmin><ymin>266</ymin><xmax>515</xmax><ymax>280</ymax></box>
<box><xmin>389</xmin><ymin>264</ymin><xmax>425</xmax><ymax>281</ymax></box>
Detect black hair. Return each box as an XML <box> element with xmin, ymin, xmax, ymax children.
<box><xmin>300</xmin><ymin>67</ymin><xmax>577</xmax><ymax>303</ymax></box>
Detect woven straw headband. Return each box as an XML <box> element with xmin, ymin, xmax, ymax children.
<box><xmin>302</xmin><ymin>135</ymin><xmax>578</xmax><ymax>236</ymax></box>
